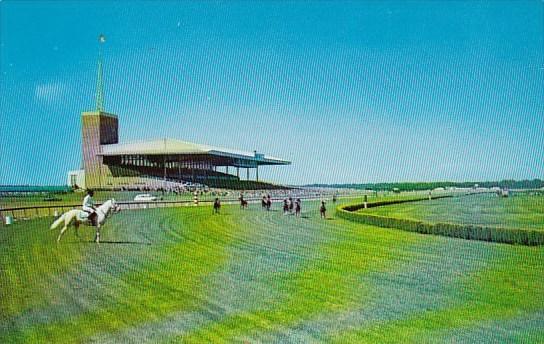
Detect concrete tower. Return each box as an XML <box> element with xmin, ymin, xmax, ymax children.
<box><xmin>82</xmin><ymin>112</ymin><xmax>118</xmax><ymax>189</ymax></box>
<box><xmin>82</xmin><ymin>34</ymin><xmax>118</xmax><ymax>189</ymax></box>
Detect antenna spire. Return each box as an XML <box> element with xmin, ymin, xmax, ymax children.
<box><xmin>96</xmin><ymin>34</ymin><xmax>106</xmax><ymax>112</ymax></box>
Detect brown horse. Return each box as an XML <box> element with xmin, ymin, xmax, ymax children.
<box><xmin>320</xmin><ymin>201</ymin><xmax>327</xmax><ymax>219</ymax></box>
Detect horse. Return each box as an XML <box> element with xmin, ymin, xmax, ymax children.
<box><xmin>295</xmin><ymin>199</ymin><xmax>301</xmax><ymax>217</ymax></box>
<box><xmin>240</xmin><ymin>199</ymin><xmax>248</xmax><ymax>209</ymax></box>
<box><xmin>288</xmin><ymin>198</ymin><xmax>294</xmax><ymax>213</ymax></box>
<box><xmin>50</xmin><ymin>199</ymin><xmax>121</xmax><ymax>243</ymax></box>
<box><xmin>320</xmin><ymin>201</ymin><xmax>327</xmax><ymax>219</ymax></box>
<box><xmin>213</xmin><ymin>198</ymin><xmax>221</xmax><ymax>214</ymax></box>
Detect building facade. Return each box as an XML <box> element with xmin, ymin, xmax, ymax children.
<box><xmin>81</xmin><ymin>111</ymin><xmax>119</xmax><ymax>189</ymax></box>
<box><xmin>75</xmin><ymin>111</ymin><xmax>290</xmax><ymax>190</ymax></box>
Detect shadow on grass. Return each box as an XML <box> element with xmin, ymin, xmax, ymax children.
<box><xmin>64</xmin><ymin>240</ymin><xmax>152</xmax><ymax>245</ymax></box>
<box><xmin>98</xmin><ymin>240</ymin><xmax>152</xmax><ymax>245</ymax></box>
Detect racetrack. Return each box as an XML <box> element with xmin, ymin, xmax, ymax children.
<box><xmin>1</xmin><ymin>200</ymin><xmax>543</xmax><ymax>343</ymax></box>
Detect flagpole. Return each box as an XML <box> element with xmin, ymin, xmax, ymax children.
<box><xmin>96</xmin><ymin>34</ymin><xmax>105</xmax><ymax>112</ymax></box>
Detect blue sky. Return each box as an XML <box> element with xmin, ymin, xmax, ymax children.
<box><xmin>1</xmin><ymin>1</ymin><xmax>543</xmax><ymax>185</ymax></box>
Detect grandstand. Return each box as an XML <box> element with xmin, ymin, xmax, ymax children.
<box><xmin>67</xmin><ymin>40</ymin><xmax>290</xmax><ymax>191</ymax></box>
<box><xmin>68</xmin><ymin>111</ymin><xmax>291</xmax><ymax>190</ymax></box>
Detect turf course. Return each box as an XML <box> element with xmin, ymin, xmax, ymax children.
<box><xmin>362</xmin><ymin>193</ymin><xmax>544</xmax><ymax>231</ymax></box>
<box><xmin>1</xmin><ymin>200</ymin><xmax>543</xmax><ymax>343</ymax></box>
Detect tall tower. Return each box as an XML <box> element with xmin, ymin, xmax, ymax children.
<box><xmin>96</xmin><ymin>34</ymin><xmax>106</xmax><ymax>112</ymax></box>
<box><xmin>82</xmin><ymin>34</ymin><xmax>118</xmax><ymax>189</ymax></box>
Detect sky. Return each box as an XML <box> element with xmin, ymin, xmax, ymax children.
<box><xmin>1</xmin><ymin>1</ymin><xmax>543</xmax><ymax>186</ymax></box>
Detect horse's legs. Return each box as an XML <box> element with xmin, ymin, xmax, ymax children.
<box><xmin>74</xmin><ymin>222</ymin><xmax>81</xmax><ymax>240</ymax></box>
<box><xmin>57</xmin><ymin>224</ymin><xmax>68</xmax><ymax>243</ymax></box>
<box><xmin>94</xmin><ymin>224</ymin><xmax>101</xmax><ymax>243</ymax></box>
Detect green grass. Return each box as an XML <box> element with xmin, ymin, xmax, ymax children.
<box><xmin>330</xmin><ymin>244</ymin><xmax>544</xmax><ymax>343</ymax></box>
<box><xmin>1</xmin><ymin>199</ymin><xmax>543</xmax><ymax>343</ymax></box>
<box><xmin>362</xmin><ymin>193</ymin><xmax>544</xmax><ymax>231</ymax></box>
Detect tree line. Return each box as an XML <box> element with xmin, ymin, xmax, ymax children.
<box><xmin>305</xmin><ymin>179</ymin><xmax>544</xmax><ymax>191</ymax></box>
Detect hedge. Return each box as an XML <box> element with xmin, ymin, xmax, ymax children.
<box><xmin>336</xmin><ymin>197</ymin><xmax>544</xmax><ymax>246</ymax></box>
<box><xmin>341</xmin><ymin>195</ymin><xmax>453</xmax><ymax>212</ymax></box>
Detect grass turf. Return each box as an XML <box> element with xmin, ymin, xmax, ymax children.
<box><xmin>1</xmin><ymin>199</ymin><xmax>543</xmax><ymax>343</ymax></box>
<box><xmin>360</xmin><ymin>193</ymin><xmax>544</xmax><ymax>231</ymax></box>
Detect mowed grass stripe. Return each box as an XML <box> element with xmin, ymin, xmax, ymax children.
<box><xmin>96</xmin><ymin>205</ymin><xmax>329</xmax><ymax>343</ymax></box>
<box><xmin>272</xmin><ymin>235</ymin><xmax>493</xmax><ymax>342</ymax></box>
<box><xmin>0</xmin><ymin>217</ymin><xmax>89</xmax><ymax>321</ymax></box>
<box><xmin>439</xmin><ymin>311</ymin><xmax>544</xmax><ymax>343</ymax></box>
<box><xmin>330</xmin><ymin>244</ymin><xmax>544</xmax><ymax>343</ymax></box>
<box><xmin>0</xmin><ymin>206</ymin><xmax>249</xmax><ymax>343</ymax></box>
<box><xmin>2</xmin><ymin>208</ymin><xmax>183</xmax><ymax>335</ymax></box>
<box><xmin>171</xmin><ymin>211</ymin><xmax>419</xmax><ymax>343</ymax></box>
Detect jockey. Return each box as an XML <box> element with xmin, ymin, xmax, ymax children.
<box><xmin>320</xmin><ymin>201</ymin><xmax>327</xmax><ymax>219</ymax></box>
<box><xmin>288</xmin><ymin>197</ymin><xmax>294</xmax><ymax>213</ymax></box>
<box><xmin>213</xmin><ymin>198</ymin><xmax>221</xmax><ymax>214</ymax></box>
<box><xmin>82</xmin><ymin>189</ymin><xmax>97</xmax><ymax>226</ymax></box>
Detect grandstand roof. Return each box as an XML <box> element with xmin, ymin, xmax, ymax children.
<box><xmin>98</xmin><ymin>138</ymin><xmax>290</xmax><ymax>166</ymax></box>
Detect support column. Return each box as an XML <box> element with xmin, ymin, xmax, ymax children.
<box><xmin>163</xmin><ymin>155</ymin><xmax>167</xmax><ymax>184</ymax></box>
<box><xmin>246</xmin><ymin>168</ymin><xmax>249</xmax><ymax>181</ymax></box>
<box><xmin>237</xmin><ymin>167</ymin><xmax>240</xmax><ymax>179</ymax></box>
<box><xmin>226</xmin><ymin>166</ymin><xmax>229</xmax><ymax>175</ymax></box>
<box><xmin>256</xmin><ymin>165</ymin><xmax>259</xmax><ymax>182</ymax></box>
<box><xmin>178</xmin><ymin>156</ymin><xmax>181</xmax><ymax>181</ymax></box>
<box><xmin>191</xmin><ymin>161</ymin><xmax>195</xmax><ymax>182</ymax></box>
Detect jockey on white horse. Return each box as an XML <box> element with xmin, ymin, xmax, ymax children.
<box><xmin>82</xmin><ymin>189</ymin><xmax>98</xmax><ymax>226</ymax></box>
<box><xmin>51</xmin><ymin>194</ymin><xmax>120</xmax><ymax>243</ymax></box>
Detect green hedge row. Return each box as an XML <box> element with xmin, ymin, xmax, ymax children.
<box><xmin>337</xmin><ymin>198</ymin><xmax>544</xmax><ymax>246</ymax></box>
<box><xmin>342</xmin><ymin>195</ymin><xmax>454</xmax><ymax>212</ymax></box>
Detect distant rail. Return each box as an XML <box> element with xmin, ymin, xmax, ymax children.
<box><xmin>1</xmin><ymin>200</ymin><xmax>194</xmax><ymax>221</ymax></box>
<box><xmin>0</xmin><ymin>195</ymin><xmax>358</xmax><ymax>223</ymax></box>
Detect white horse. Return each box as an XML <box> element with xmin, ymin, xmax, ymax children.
<box><xmin>50</xmin><ymin>199</ymin><xmax>121</xmax><ymax>243</ymax></box>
